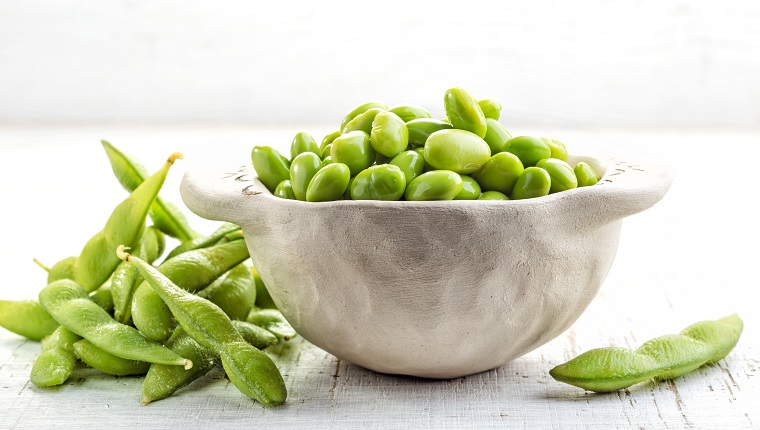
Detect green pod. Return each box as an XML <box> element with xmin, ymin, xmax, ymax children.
<box><xmin>101</xmin><ymin>141</ymin><xmax>199</xmax><ymax>242</ymax></box>
<box><xmin>478</xmin><ymin>99</ymin><xmax>502</xmax><ymax>120</ymax></box>
<box><xmin>30</xmin><ymin>326</ymin><xmax>80</xmax><ymax>387</ymax></box>
<box><xmin>443</xmin><ymin>87</ymin><xmax>487</xmax><ymax>138</ymax></box>
<box><xmin>574</xmin><ymin>162</ymin><xmax>599</xmax><ymax>187</ymax></box>
<box><xmin>305</xmin><ymin>163</ymin><xmax>351</xmax><ymax>202</ymax></box>
<box><xmin>512</xmin><ymin>167</ymin><xmax>551</xmax><ymax>200</ymax></box>
<box><xmin>90</xmin><ymin>283</ymin><xmax>114</xmax><ymax>315</ymax></box>
<box><xmin>131</xmin><ymin>239</ymin><xmax>251</xmax><ymax>342</ymax></box>
<box><xmin>39</xmin><ymin>279</ymin><xmax>191</xmax><ymax>368</ymax></box>
<box><xmin>483</xmin><ymin>118</ymin><xmax>512</xmax><ymax>154</ymax></box>
<box><xmin>246</xmin><ymin>308</ymin><xmax>298</xmax><ymax>341</ymax></box>
<box><xmin>47</xmin><ymin>256</ymin><xmax>78</xmax><ymax>283</ymax></box>
<box><xmin>406</xmin><ymin>118</ymin><xmax>453</xmax><ymax>147</ymax></box>
<box><xmin>252</xmin><ymin>266</ymin><xmax>277</xmax><ymax>309</ymax></box>
<box><xmin>289</xmin><ymin>152</ymin><xmax>323</xmax><ymax>201</ymax></box>
<box><xmin>550</xmin><ymin>314</ymin><xmax>743</xmax><ymax>393</ymax></box>
<box><xmin>404</xmin><ymin>170</ymin><xmax>463</xmax><ymax>201</ymax></box>
<box><xmin>389</xmin><ymin>150</ymin><xmax>425</xmax><ymax>185</ymax></box>
<box><xmin>536</xmin><ymin>158</ymin><xmax>578</xmax><ymax>193</ymax></box>
<box><xmin>478</xmin><ymin>191</ymin><xmax>509</xmax><ymax>200</ymax></box>
<box><xmin>320</xmin><ymin>130</ymin><xmax>341</xmax><ymax>151</ymax></box>
<box><xmin>290</xmin><ymin>131</ymin><xmax>320</xmax><ymax>160</ymax></box>
<box><xmin>504</xmin><ymin>136</ymin><xmax>552</xmax><ymax>167</ymax></box>
<box><xmin>424</xmin><ymin>129</ymin><xmax>491</xmax><ymax>174</ymax></box>
<box><xmin>165</xmin><ymin>222</ymin><xmax>241</xmax><ymax>260</ymax></box>
<box><xmin>112</xmin><ymin>226</ymin><xmax>165</xmax><ymax>324</ymax></box>
<box><xmin>388</xmin><ymin>104</ymin><xmax>432</xmax><ymax>122</ymax></box>
<box><xmin>73</xmin><ymin>339</ymin><xmax>151</xmax><ymax>376</ymax></box>
<box><xmin>370</xmin><ymin>111</ymin><xmax>408</xmax><ymax>158</ymax></box>
<box><xmin>0</xmin><ymin>300</ymin><xmax>59</xmax><ymax>341</ymax></box>
<box><xmin>251</xmin><ymin>146</ymin><xmax>291</xmax><ymax>193</ymax></box>
<box><xmin>141</xmin><ymin>327</ymin><xmax>218</xmax><ymax>404</ymax></box>
<box><xmin>76</xmin><ymin>152</ymin><xmax>181</xmax><ymax>292</ymax></box>
<box><xmin>342</xmin><ymin>107</ymin><xmax>385</xmax><ymax>135</ymax></box>
<box><xmin>198</xmin><ymin>263</ymin><xmax>257</xmax><ymax>321</ymax></box>
<box><xmin>120</xmin><ymin>248</ymin><xmax>287</xmax><ymax>406</ymax></box>
<box><xmin>472</xmin><ymin>152</ymin><xmax>524</xmax><ymax>195</ymax></box>
<box><xmin>273</xmin><ymin>180</ymin><xmax>296</xmax><ymax>200</ymax></box>
<box><xmin>454</xmin><ymin>175</ymin><xmax>481</xmax><ymax>200</ymax></box>
<box><xmin>231</xmin><ymin>320</ymin><xmax>280</xmax><ymax>349</ymax></box>
<box><xmin>340</xmin><ymin>101</ymin><xmax>388</xmax><ymax>130</ymax></box>
<box><xmin>541</xmin><ymin>137</ymin><xmax>569</xmax><ymax>161</ymax></box>
<box><xmin>350</xmin><ymin>164</ymin><xmax>406</xmax><ymax>201</ymax></box>
<box><xmin>331</xmin><ymin>131</ymin><xmax>375</xmax><ymax>176</ymax></box>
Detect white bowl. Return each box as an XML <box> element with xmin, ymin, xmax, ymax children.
<box><xmin>180</xmin><ymin>155</ymin><xmax>673</xmax><ymax>379</ymax></box>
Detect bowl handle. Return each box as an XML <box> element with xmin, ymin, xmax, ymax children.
<box><xmin>561</xmin><ymin>156</ymin><xmax>675</xmax><ymax>229</ymax></box>
<box><xmin>180</xmin><ymin>165</ymin><xmax>272</xmax><ymax>226</ymax></box>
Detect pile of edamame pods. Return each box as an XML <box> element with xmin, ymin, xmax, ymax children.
<box><xmin>0</xmin><ymin>142</ymin><xmax>293</xmax><ymax>406</ymax></box>
<box><xmin>252</xmin><ymin>87</ymin><xmax>601</xmax><ymax>202</ymax></box>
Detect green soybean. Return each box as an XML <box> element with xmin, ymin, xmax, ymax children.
<box><xmin>550</xmin><ymin>314</ymin><xmax>743</xmax><ymax>393</ymax></box>
<box><xmin>349</xmin><ymin>164</ymin><xmax>406</xmax><ymax>201</ymax></box>
<box><xmin>478</xmin><ymin>191</ymin><xmax>509</xmax><ymax>200</ymax></box>
<box><xmin>454</xmin><ymin>175</ymin><xmax>481</xmax><ymax>200</ymax></box>
<box><xmin>331</xmin><ymin>131</ymin><xmax>375</xmax><ymax>176</ymax></box>
<box><xmin>504</xmin><ymin>136</ymin><xmax>552</xmax><ymax>167</ymax></box>
<box><xmin>76</xmin><ymin>152</ymin><xmax>181</xmax><ymax>292</ymax></box>
<box><xmin>251</xmin><ymin>146</ymin><xmax>291</xmax><ymax>193</ymax></box>
<box><xmin>320</xmin><ymin>130</ymin><xmax>341</xmax><ymax>151</ymax></box>
<box><xmin>252</xmin><ymin>266</ymin><xmax>277</xmax><ymax>309</ymax></box>
<box><xmin>290</xmin><ymin>132</ymin><xmax>320</xmax><ymax>159</ymax></box>
<box><xmin>39</xmin><ymin>279</ymin><xmax>191</xmax><ymax>368</ymax></box>
<box><xmin>73</xmin><ymin>339</ymin><xmax>151</xmax><ymax>376</ymax></box>
<box><xmin>574</xmin><ymin>162</ymin><xmax>599</xmax><ymax>187</ymax></box>
<box><xmin>471</xmin><ymin>152</ymin><xmax>524</xmax><ymax>195</ymax></box>
<box><xmin>478</xmin><ymin>99</ymin><xmax>502</xmax><ymax>120</ymax></box>
<box><xmin>342</xmin><ymin>108</ymin><xmax>385</xmax><ymax>135</ymax></box>
<box><xmin>443</xmin><ymin>87</ymin><xmax>487</xmax><ymax>138</ymax></box>
<box><xmin>246</xmin><ymin>308</ymin><xmax>298</xmax><ymax>341</ymax></box>
<box><xmin>273</xmin><ymin>180</ymin><xmax>296</xmax><ymax>200</ymax></box>
<box><xmin>30</xmin><ymin>326</ymin><xmax>80</xmax><ymax>387</ymax></box>
<box><xmin>198</xmin><ymin>263</ymin><xmax>257</xmax><ymax>321</ymax></box>
<box><xmin>483</xmin><ymin>118</ymin><xmax>512</xmax><ymax>154</ymax></box>
<box><xmin>111</xmin><ymin>226</ymin><xmax>164</xmax><ymax>324</ymax></box>
<box><xmin>512</xmin><ymin>167</ymin><xmax>551</xmax><ymax>200</ymax></box>
<box><xmin>0</xmin><ymin>300</ymin><xmax>59</xmax><ymax>341</ymax></box>
<box><xmin>536</xmin><ymin>158</ymin><xmax>578</xmax><ymax>194</ymax></box>
<box><xmin>370</xmin><ymin>111</ymin><xmax>408</xmax><ymax>158</ymax></box>
<box><xmin>406</xmin><ymin>118</ymin><xmax>453</xmax><ymax>147</ymax></box>
<box><xmin>290</xmin><ymin>152</ymin><xmax>323</xmax><ymax>201</ymax></box>
<box><xmin>541</xmin><ymin>137</ymin><xmax>569</xmax><ymax>161</ymax></box>
<box><xmin>389</xmin><ymin>150</ymin><xmax>425</xmax><ymax>185</ymax></box>
<box><xmin>321</xmin><ymin>143</ymin><xmax>333</xmax><ymax>160</ymax></box>
<box><xmin>101</xmin><ymin>140</ymin><xmax>198</xmax><ymax>242</ymax></box>
<box><xmin>424</xmin><ymin>129</ymin><xmax>491</xmax><ymax>174</ymax></box>
<box><xmin>119</xmin><ymin>247</ymin><xmax>287</xmax><ymax>406</ymax></box>
<box><xmin>404</xmin><ymin>170</ymin><xmax>463</xmax><ymax>201</ymax></box>
<box><xmin>340</xmin><ymin>101</ymin><xmax>388</xmax><ymax>130</ymax></box>
<box><xmin>306</xmin><ymin>163</ymin><xmax>351</xmax><ymax>202</ymax></box>
<box><xmin>389</xmin><ymin>104</ymin><xmax>432</xmax><ymax>122</ymax></box>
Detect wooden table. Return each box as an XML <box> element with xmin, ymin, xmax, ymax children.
<box><xmin>0</xmin><ymin>126</ymin><xmax>757</xmax><ymax>429</ymax></box>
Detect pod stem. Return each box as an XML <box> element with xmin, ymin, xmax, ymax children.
<box><xmin>33</xmin><ymin>258</ymin><xmax>50</xmax><ymax>272</ymax></box>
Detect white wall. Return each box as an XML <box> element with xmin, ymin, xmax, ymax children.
<box><xmin>1</xmin><ymin>0</ymin><xmax>759</xmax><ymax>127</ymax></box>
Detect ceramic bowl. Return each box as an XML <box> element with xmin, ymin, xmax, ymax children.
<box><xmin>180</xmin><ymin>155</ymin><xmax>673</xmax><ymax>379</ymax></box>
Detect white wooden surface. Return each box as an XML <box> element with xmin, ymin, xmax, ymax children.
<box><xmin>1</xmin><ymin>1</ymin><xmax>760</xmax><ymax>127</ymax></box>
<box><xmin>0</xmin><ymin>126</ymin><xmax>758</xmax><ymax>429</ymax></box>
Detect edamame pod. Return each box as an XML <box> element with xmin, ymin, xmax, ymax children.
<box><xmin>76</xmin><ymin>152</ymin><xmax>182</xmax><ymax>292</ymax></box>
<box><xmin>574</xmin><ymin>162</ymin><xmax>599</xmax><ymax>187</ymax></box>
<box><xmin>101</xmin><ymin>141</ymin><xmax>198</xmax><ymax>241</ymax></box>
<box><xmin>306</xmin><ymin>163</ymin><xmax>351</xmax><ymax>202</ymax></box>
<box><xmin>406</xmin><ymin>119</ymin><xmax>453</xmax><ymax>147</ymax></box>
<box><xmin>290</xmin><ymin>131</ymin><xmax>320</xmax><ymax>159</ymax></box>
<box><xmin>165</xmin><ymin>222</ymin><xmax>241</xmax><ymax>260</ymax></box>
<box><xmin>388</xmin><ymin>104</ymin><xmax>432</xmax><ymax>122</ymax></box>
<box><xmin>290</xmin><ymin>152</ymin><xmax>323</xmax><ymax>201</ymax></box>
<box><xmin>112</xmin><ymin>226</ymin><xmax>164</xmax><ymax>324</ymax></box>
<box><xmin>504</xmin><ymin>136</ymin><xmax>551</xmax><ymax>167</ymax></box>
<box><xmin>349</xmin><ymin>164</ymin><xmax>406</xmax><ymax>201</ymax></box>
<box><xmin>198</xmin><ymin>263</ymin><xmax>257</xmax><ymax>321</ymax></box>
<box><xmin>511</xmin><ymin>167</ymin><xmax>551</xmax><ymax>200</ymax></box>
<box><xmin>404</xmin><ymin>170</ymin><xmax>463</xmax><ymax>201</ymax></box>
<box><xmin>39</xmin><ymin>279</ymin><xmax>191</xmax><ymax>368</ymax></box>
<box><xmin>251</xmin><ymin>146</ymin><xmax>291</xmax><ymax>193</ymax></box>
<box><xmin>0</xmin><ymin>300</ymin><xmax>59</xmax><ymax>341</ymax></box>
<box><xmin>550</xmin><ymin>314</ymin><xmax>743</xmax><ymax>393</ymax></box>
<box><xmin>471</xmin><ymin>152</ymin><xmax>524</xmax><ymax>195</ymax></box>
<box><xmin>370</xmin><ymin>111</ymin><xmax>408</xmax><ymax>158</ymax></box>
<box><xmin>424</xmin><ymin>129</ymin><xmax>491</xmax><ymax>174</ymax></box>
<box><xmin>73</xmin><ymin>339</ymin><xmax>151</xmax><ymax>376</ymax></box>
<box><xmin>30</xmin><ymin>326</ymin><xmax>80</xmax><ymax>387</ymax></box>
<box><xmin>119</xmin><ymin>247</ymin><xmax>287</xmax><ymax>406</ymax></box>
<box><xmin>46</xmin><ymin>256</ymin><xmax>78</xmax><ymax>283</ymax></box>
<box><xmin>443</xmin><ymin>87</ymin><xmax>487</xmax><ymax>138</ymax></box>
<box><xmin>252</xmin><ymin>266</ymin><xmax>277</xmax><ymax>309</ymax></box>
<box><xmin>331</xmin><ymin>131</ymin><xmax>375</xmax><ymax>177</ymax></box>
<box><xmin>274</xmin><ymin>180</ymin><xmax>296</xmax><ymax>200</ymax></box>
<box><xmin>340</xmin><ymin>101</ymin><xmax>387</xmax><ymax>130</ymax></box>
<box><xmin>478</xmin><ymin>99</ymin><xmax>502</xmax><ymax>120</ymax></box>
